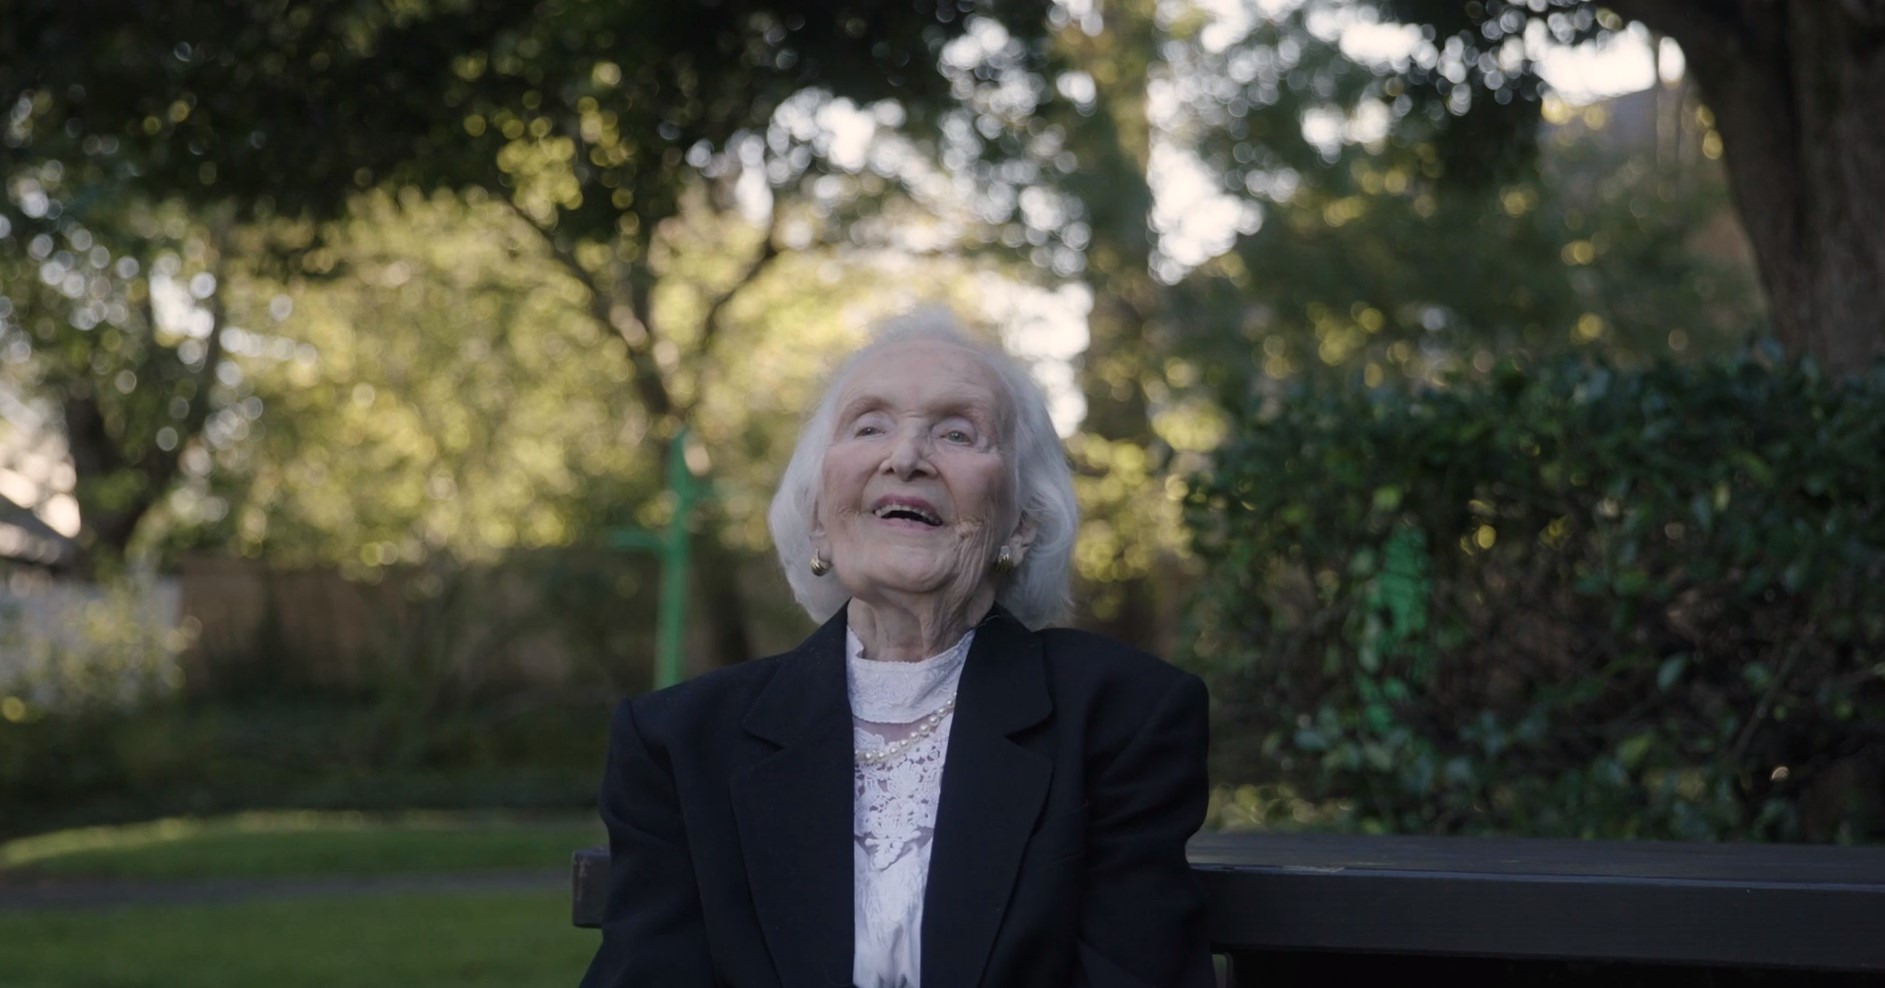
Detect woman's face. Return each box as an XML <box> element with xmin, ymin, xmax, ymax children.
<box><xmin>815</xmin><ymin>340</ymin><xmax>1019</xmax><ymax>609</ymax></box>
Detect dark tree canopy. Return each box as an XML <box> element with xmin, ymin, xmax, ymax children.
<box><xmin>3</xmin><ymin>0</ymin><xmax>1049</xmax><ymax>234</ymax></box>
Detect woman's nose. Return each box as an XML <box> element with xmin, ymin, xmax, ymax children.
<box><xmin>881</xmin><ymin>427</ymin><xmax>932</xmax><ymax>477</ymax></box>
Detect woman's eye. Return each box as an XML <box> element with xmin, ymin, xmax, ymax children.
<box><xmin>854</xmin><ymin>424</ymin><xmax>882</xmax><ymax>437</ymax></box>
<box><xmin>944</xmin><ymin>429</ymin><xmax>972</xmax><ymax>444</ymax></box>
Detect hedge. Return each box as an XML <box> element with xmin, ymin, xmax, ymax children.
<box><xmin>1185</xmin><ymin>353</ymin><xmax>1885</xmax><ymax>841</ymax></box>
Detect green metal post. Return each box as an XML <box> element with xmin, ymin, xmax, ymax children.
<box><xmin>653</xmin><ymin>429</ymin><xmax>696</xmax><ymax>690</ymax></box>
<box><xmin>604</xmin><ymin>427</ymin><xmax>700</xmax><ymax>692</ymax></box>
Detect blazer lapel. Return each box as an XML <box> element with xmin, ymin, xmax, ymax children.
<box><xmin>921</xmin><ymin>607</ymin><xmax>1054</xmax><ymax>988</ymax></box>
<box><xmin>731</xmin><ymin>610</ymin><xmax>856</xmax><ymax>988</ymax></box>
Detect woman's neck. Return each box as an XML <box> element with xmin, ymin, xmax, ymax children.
<box><xmin>847</xmin><ymin>588</ymin><xmax>993</xmax><ymax>662</ymax></box>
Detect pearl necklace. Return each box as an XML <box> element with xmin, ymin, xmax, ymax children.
<box><xmin>855</xmin><ymin>694</ymin><xmax>957</xmax><ymax>766</ymax></box>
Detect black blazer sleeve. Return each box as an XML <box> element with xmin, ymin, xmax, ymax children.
<box><xmin>579</xmin><ymin>699</ymin><xmax>715</xmax><ymax>988</ymax></box>
<box><xmin>1074</xmin><ymin>672</ymin><xmax>1216</xmax><ymax>988</ymax></box>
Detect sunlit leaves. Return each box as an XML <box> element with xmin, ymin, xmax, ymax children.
<box><xmin>0</xmin><ymin>152</ymin><xmax>259</xmax><ymax>571</ymax></box>
<box><xmin>226</xmin><ymin>189</ymin><xmax>645</xmax><ymax>568</ymax></box>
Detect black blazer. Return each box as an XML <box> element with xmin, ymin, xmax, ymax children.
<box><xmin>579</xmin><ymin>605</ymin><xmax>1215</xmax><ymax>988</ymax></box>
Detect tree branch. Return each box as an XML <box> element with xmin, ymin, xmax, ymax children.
<box><xmin>694</xmin><ymin>206</ymin><xmax>782</xmax><ymax>368</ymax></box>
<box><xmin>155</xmin><ymin>215</ymin><xmax>231</xmax><ymax>488</ymax></box>
<box><xmin>500</xmin><ymin>196</ymin><xmax>675</xmax><ymax>421</ymax></box>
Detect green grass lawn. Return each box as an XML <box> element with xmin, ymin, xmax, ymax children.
<box><xmin>0</xmin><ymin>890</ymin><xmax>597</xmax><ymax>988</ymax></box>
<box><xmin>0</xmin><ymin>810</ymin><xmax>605</xmax><ymax>881</ymax></box>
<box><xmin>0</xmin><ymin>812</ymin><xmax>607</xmax><ymax>985</ymax></box>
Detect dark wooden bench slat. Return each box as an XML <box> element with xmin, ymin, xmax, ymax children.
<box><xmin>1187</xmin><ymin>833</ymin><xmax>1885</xmax><ymax>885</ymax></box>
<box><xmin>573</xmin><ymin>834</ymin><xmax>1885</xmax><ymax>973</ymax></box>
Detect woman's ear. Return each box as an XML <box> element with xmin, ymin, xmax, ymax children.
<box><xmin>809</xmin><ymin>501</ymin><xmax>831</xmax><ymax>559</ymax></box>
<box><xmin>1005</xmin><ymin>513</ymin><xmax>1038</xmax><ymax>567</ymax></box>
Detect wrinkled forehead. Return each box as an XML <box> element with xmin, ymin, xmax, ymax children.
<box><xmin>835</xmin><ymin>339</ymin><xmax>1015</xmax><ymax>426</ymax></box>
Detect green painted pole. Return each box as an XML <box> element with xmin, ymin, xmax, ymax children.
<box><xmin>652</xmin><ymin>428</ymin><xmax>696</xmax><ymax>690</ymax></box>
<box><xmin>604</xmin><ymin>427</ymin><xmax>701</xmax><ymax>691</ymax></box>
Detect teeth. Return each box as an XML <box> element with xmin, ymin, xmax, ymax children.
<box><xmin>874</xmin><ymin>505</ymin><xmax>940</xmax><ymax>524</ymax></box>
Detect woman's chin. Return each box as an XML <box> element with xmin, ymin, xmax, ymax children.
<box><xmin>847</xmin><ymin>569</ymin><xmax>985</xmax><ymax>608</ymax></box>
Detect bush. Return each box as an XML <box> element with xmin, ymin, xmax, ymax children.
<box><xmin>0</xmin><ymin>572</ymin><xmax>186</xmax><ymax>715</ymax></box>
<box><xmin>0</xmin><ymin>697</ymin><xmax>608</xmax><ymax>840</ymax></box>
<box><xmin>1185</xmin><ymin>352</ymin><xmax>1885</xmax><ymax>842</ymax></box>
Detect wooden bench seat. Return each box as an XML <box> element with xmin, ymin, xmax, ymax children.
<box><xmin>573</xmin><ymin>832</ymin><xmax>1885</xmax><ymax>985</ymax></box>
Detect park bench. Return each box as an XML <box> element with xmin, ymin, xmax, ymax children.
<box><xmin>573</xmin><ymin>832</ymin><xmax>1885</xmax><ymax>985</ymax></box>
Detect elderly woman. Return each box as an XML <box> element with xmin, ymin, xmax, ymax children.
<box><xmin>580</xmin><ymin>312</ymin><xmax>1213</xmax><ymax>988</ymax></box>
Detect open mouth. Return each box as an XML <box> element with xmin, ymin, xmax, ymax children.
<box><xmin>872</xmin><ymin>503</ymin><xmax>943</xmax><ymax>526</ymax></box>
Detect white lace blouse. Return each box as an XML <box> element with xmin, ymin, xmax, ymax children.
<box><xmin>846</xmin><ymin>627</ymin><xmax>972</xmax><ymax>988</ymax></box>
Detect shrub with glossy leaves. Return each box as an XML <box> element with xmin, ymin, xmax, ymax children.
<box><xmin>1186</xmin><ymin>352</ymin><xmax>1885</xmax><ymax>841</ymax></box>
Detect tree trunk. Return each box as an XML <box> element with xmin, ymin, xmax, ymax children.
<box><xmin>63</xmin><ymin>224</ymin><xmax>230</xmax><ymax>580</ymax></box>
<box><xmin>1618</xmin><ymin>0</ymin><xmax>1885</xmax><ymax>376</ymax></box>
<box><xmin>1055</xmin><ymin>0</ymin><xmax>1168</xmax><ymax>649</ymax></box>
<box><xmin>63</xmin><ymin>389</ymin><xmax>150</xmax><ymax>579</ymax></box>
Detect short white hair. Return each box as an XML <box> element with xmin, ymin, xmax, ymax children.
<box><xmin>766</xmin><ymin>308</ymin><xmax>1078</xmax><ymax>629</ymax></box>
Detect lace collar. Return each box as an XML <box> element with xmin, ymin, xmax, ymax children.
<box><xmin>845</xmin><ymin>627</ymin><xmax>972</xmax><ymax>723</ymax></box>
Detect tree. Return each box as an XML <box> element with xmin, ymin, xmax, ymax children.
<box><xmin>1</xmin><ymin>0</ymin><xmax>1050</xmax><ymax>632</ymax></box>
<box><xmin>1158</xmin><ymin>5</ymin><xmax>1762</xmax><ymax>391</ymax></box>
<box><xmin>909</xmin><ymin>0</ymin><xmax>1775</xmax><ymax>653</ymax></box>
<box><xmin>1610</xmin><ymin>0</ymin><xmax>1885</xmax><ymax>375</ymax></box>
<box><xmin>0</xmin><ymin>172</ymin><xmax>251</xmax><ymax>577</ymax></box>
<box><xmin>1378</xmin><ymin>0</ymin><xmax>1885</xmax><ymax>375</ymax></box>
<box><xmin>219</xmin><ymin>188</ymin><xmax>657</xmax><ymax>568</ymax></box>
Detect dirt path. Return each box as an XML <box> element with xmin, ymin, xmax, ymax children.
<box><xmin>0</xmin><ymin>868</ymin><xmax>566</xmax><ymax>911</ymax></box>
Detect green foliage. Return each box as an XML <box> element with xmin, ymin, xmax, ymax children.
<box><xmin>0</xmin><ymin>574</ymin><xmax>186</xmax><ymax>716</ymax></box>
<box><xmin>0</xmin><ymin>698</ymin><xmax>604</xmax><ymax>840</ymax></box>
<box><xmin>4</xmin><ymin>0</ymin><xmax>1058</xmax><ymax>580</ymax></box>
<box><xmin>221</xmin><ymin>189</ymin><xmax>655</xmax><ymax>565</ymax></box>
<box><xmin>1375</xmin><ymin>0</ymin><xmax>1610</xmax><ymax>180</ymax></box>
<box><xmin>1205</xmin><ymin>129</ymin><xmax>1758</xmax><ymax>383</ymax></box>
<box><xmin>1186</xmin><ymin>352</ymin><xmax>1885</xmax><ymax>841</ymax></box>
<box><xmin>4</xmin><ymin>0</ymin><xmax>1049</xmax><ymax>231</ymax></box>
<box><xmin>1164</xmin><ymin>6</ymin><xmax>1758</xmax><ymax>389</ymax></box>
<box><xmin>0</xmin><ymin>180</ymin><xmax>252</xmax><ymax>572</ymax></box>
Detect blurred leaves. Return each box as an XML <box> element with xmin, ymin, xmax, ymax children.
<box><xmin>1186</xmin><ymin>352</ymin><xmax>1885</xmax><ymax>841</ymax></box>
<box><xmin>222</xmin><ymin>187</ymin><xmax>650</xmax><ymax>566</ymax></box>
<box><xmin>3</xmin><ymin>0</ymin><xmax>1050</xmax><ymax>233</ymax></box>
<box><xmin>0</xmin><ymin>574</ymin><xmax>187</xmax><ymax>719</ymax></box>
<box><xmin>0</xmin><ymin>171</ymin><xmax>251</xmax><ymax>574</ymax></box>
